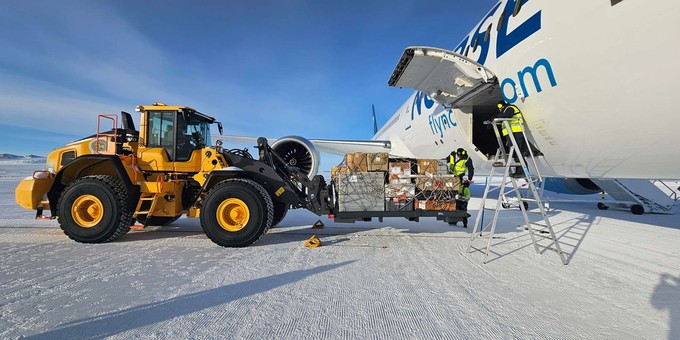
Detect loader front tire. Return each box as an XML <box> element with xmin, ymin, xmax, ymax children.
<box><xmin>57</xmin><ymin>175</ymin><xmax>133</xmax><ymax>243</ymax></box>
<box><xmin>271</xmin><ymin>201</ymin><xmax>288</xmax><ymax>228</ymax></box>
<box><xmin>200</xmin><ymin>179</ymin><xmax>273</xmax><ymax>247</ymax></box>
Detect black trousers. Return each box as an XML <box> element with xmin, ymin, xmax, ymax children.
<box><xmin>504</xmin><ymin>132</ymin><xmax>526</xmax><ymax>173</ymax></box>
<box><xmin>455</xmin><ymin>200</ymin><xmax>468</xmax><ymax>227</ymax></box>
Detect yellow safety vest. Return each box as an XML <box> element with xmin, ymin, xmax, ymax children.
<box><xmin>501</xmin><ymin>105</ymin><xmax>524</xmax><ymax>136</ymax></box>
<box><xmin>449</xmin><ymin>155</ymin><xmax>468</xmax><ymax>176</ymax></box>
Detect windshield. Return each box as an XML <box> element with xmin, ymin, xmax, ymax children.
<box><xmin>146</xmin><ymin>109</ymin><xmax>212</xmax><ymax>162</ymax></box>
<box><xmin>180</xmin><ymin>115</ymin><xmax>211</xmax><ymax>148</ymax></box>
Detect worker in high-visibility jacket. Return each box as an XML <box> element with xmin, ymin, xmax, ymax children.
<box><xmin>448</xmin><ymin>148</ymin><xmax>474</xmax><ymax>182</ymax></box>
<box><xmin>496</xmin><ymin>101</ymin><xmax>526</xmax><ymax>178</ymax></box>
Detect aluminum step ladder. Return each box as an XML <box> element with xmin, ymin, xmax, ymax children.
<box><xmin>467</xmin><ymin>118</ymin><xmax>567</xmax><ymax>265</ymax></box>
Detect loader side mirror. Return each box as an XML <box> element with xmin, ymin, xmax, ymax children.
<box><xmin>217</xmin><ymin>122</ymin><xmax>223</xmax><ymax>135</ymax></box>
<box><xmin>120</xmin><ymin>111</ymin><xmax>136</xmax><ymax>131</ymax></box>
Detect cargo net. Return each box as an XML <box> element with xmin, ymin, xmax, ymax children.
<box><xmin>332</xmin><ymin>153</ymin><xmax>460</xmax><ymax>212</ymax></box>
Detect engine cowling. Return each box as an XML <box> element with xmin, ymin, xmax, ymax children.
<box><xmin>543</xmin><ymin>178</ymin><xmax>601</xmax><ymax>195</ymax></box>
<box><xmin>271</xmin><ymin>136</ymin><xmax>320</xmax><ymax>178</ymax></box>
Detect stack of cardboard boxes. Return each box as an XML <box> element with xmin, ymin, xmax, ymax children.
<box><xmin>332</xmin><ymin>153</ymin><xmax>460</xmax><ymax>212</ymax></box>
<box><xmin>414</xmin><ymin>159</ymin><xmax>459</xmax><ymax>211</ymax></box>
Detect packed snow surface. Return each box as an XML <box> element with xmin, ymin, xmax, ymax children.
<box><xmin>1</xmin><ymin>164</ymin><xmax>679</xmax><ymax>339</ymax></box>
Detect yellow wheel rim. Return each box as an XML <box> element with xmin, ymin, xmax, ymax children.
<box><xmin>71</xmin><ymin>194</ymin><xmax>104</xmax><ymax>228</ymax></box>
<box><xmin>216</xmin><ymin>198</ymin><xmax>250</xmax><ymax>232</ymax></box>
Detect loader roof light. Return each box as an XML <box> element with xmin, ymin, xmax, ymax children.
<box><xmin>153</xmin><ymin>102</ymin><xmax>166</xmax><ymax>106</ymax></box>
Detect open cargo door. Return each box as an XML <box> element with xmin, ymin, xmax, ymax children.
<box><xmin>388</xmin><ymin>46</ymin><xmax>497</xmax><ymax>108</ymax></box>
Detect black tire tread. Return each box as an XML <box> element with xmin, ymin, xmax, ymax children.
<box><xmin>201</xmin><ymin>178</ymin><xmax>273</xmax><ymax>247</ymax></box>
<box><xmin>271</xmin><ymin>201</ymin><xmax>288</xmax><ymax>228</ymax></box>
<box><xmin>58</xmin><ymin>175</ymin><xmax>133</xmax><ymax>243</ymax></box>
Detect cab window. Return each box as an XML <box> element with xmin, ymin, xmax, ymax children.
<box><xmin>147</xmin><ymin>110</ymin><xmax>176</xmax><ymax>160</ymax></box>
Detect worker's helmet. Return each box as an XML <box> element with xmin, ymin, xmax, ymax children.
<box><xmin>456</xmin><ymin>148</ymin><xmax>467</xmax><ymax>157</ymax></box>
<box><xmin>497</xmin><ymin>100</ymin><xmax>506</xmax><ymax>109</ymax></box>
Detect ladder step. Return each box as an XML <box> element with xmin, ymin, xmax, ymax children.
<box><xmin>534</xmin><ymin>233</ymin><xmax>556</xmax><ymax>240</ymax></box>
<box><xmin>492</xmin><ymin>162</ymin><xmax>523</xmax><ymax>167</ymax></box>
<box><xmin>137</xmin><ymin>210</ymin><xmax>150</xmax><ymax>214</ymax></box>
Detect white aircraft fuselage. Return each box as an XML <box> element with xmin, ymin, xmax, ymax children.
<box><xmin>375</xmin><ymin>0</ymin><xmax>680</xmax><ymax>180</ymax></box>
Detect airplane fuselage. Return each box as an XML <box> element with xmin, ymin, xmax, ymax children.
<box><xmin>376</xmin><ymin>0</ymin><xmax>680</xmax><ymax>180</ymax></box>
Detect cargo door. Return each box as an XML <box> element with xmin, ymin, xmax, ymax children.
<box><xmin>388</xmin><ymin>46</ymin><xmax>496</xmax><ymax>108</ymax></box>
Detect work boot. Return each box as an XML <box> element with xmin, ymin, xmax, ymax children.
<box><xmin>511</xmin><ymin>167</ymin><xmax>525</xmax><ymax>178</ymax></box>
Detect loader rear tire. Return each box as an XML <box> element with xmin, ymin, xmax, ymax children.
<box><xmin>200</xmin><ymin>179</ymin><xmax>273</xmax><ymax>247</ymax></box>
<box><xmin>57</xmin><ymin>175</ymin><xmax>133</xmax><ymax>243</ymax></box>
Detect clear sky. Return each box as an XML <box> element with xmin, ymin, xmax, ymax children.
<box><xmin>0</xmin><ymin>0</ymin><xmax>496</xmax><ymax>166</ymax></box>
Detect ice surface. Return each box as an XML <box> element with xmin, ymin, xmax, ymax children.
<box><xmin>1</xmin><ymin>164</ymin><xmax>679</xmax><ymax>339</ymax></box>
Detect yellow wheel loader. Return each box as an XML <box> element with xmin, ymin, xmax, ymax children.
<box><xmin>15</xmin><ymin>103</ymin><xmax>468</xmax><ymax>247</ymax></box>
<box><xmin>14</xmin><ymin>103</ymin><xmax>324</xmax><ymax>247</ymax></box>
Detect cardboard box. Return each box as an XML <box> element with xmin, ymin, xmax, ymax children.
<box><xmin>386</xmin><ymin>198</ymin><xmax>414</xmax><ymax>211</ymax></box>
<box><xmin>416</xmin><ymin>199</ymin><xmax>456</xmax><ymax>211</ymax></box>
<box><xmin>385</xmin><ymin>183</ymin><xmax>416</xmax><ymax>199</ymax></box>
<box><xmin>416</xmin><ymin>190</ymin><xmax>456</xmax><ymax>200</ymax></box>
<box><xmin>417</xmin><ymin>159</ymin><xmax>439</xmax><ymax>175</ymax></box>
<box><xmin>368</xmin><ymin>153</ymin><xmax>389</xmax><ymax>171</ymax></box>
<box><xmin>415</xmin><ymin>175</ymin><xmax>459</xmax><ymax>191</ymax></box>
<box><xmin>346</xmin><ymin>153</ymin><xmax>368</xmax><ymax>172</ymax></box>
<box><xmin>437</xmin><ymin>160</ymin><xmax>450</xmax><ymax>174</ymax></box>
<box><xmin>388</xmin><ymin>161</ymin><xmax>412</xmax><ymax>184</ymax></box>
<box><xmin>331</xmin><ymin>167</ymin><xmax>348</xmax><ymax>182</ymax></box>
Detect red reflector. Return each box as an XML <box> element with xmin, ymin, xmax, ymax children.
<box><xmin>327</xmin><ymin>214</ymin><xmax>334</xmax><ymax>219</ymax></box>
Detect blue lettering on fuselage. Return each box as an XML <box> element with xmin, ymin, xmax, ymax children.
<box><xmin>501</xmin><ymin>58</ymin><xmax>557</xmax><ymax>103</ymax></box>
<box><xmin>429</xmin><ymin>109</ymin><xmax>457</xmax><ymax>138</ymax></box>
<box><xmin>469</xmin><ymin>2</ymin><xmax>502</xmax><ymax>65</ymax></box>
<box><xmin>454</xmin><ymin>0</ymin><xmax>540</xmax><ymax>65</ymax></box>
<box><xmin>410</xmin><ymin>91</ymin><xmax>435</xmax><ymax>120</ymax></box>
<box><xmin>496</xmin><ymin>0</ymin><xmax>542</xmax><ymax>58</ymax></box>
<box><xmin>408</xmin><ymin>92</ymin><xmax>457</xmax><ymax>138</ymax></box>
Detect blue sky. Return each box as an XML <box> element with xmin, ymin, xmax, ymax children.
<box><xmin>0</xmin><ymin>0</ymin><xmax>495</xmax><ymax>166</ymax></box>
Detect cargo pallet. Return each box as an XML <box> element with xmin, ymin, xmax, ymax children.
<box><xmin>332</xmin><ymin>209</ymin><xmax>467</xmax><ymax>224</ymax></box>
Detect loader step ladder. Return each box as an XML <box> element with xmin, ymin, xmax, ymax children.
<box><xmin>134</xmin><ymin>193</ymin><xmax>159</xmax><ymax>226</ymax></box>
<box><xmin>467</xmin><ymin>118</ymin><xmax>567</xmax><ymax>265</ymax></box>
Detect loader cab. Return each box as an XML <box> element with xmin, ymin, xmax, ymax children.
<box><xmin>137</xmin><ymin>103</ymin><xmax>215</xmax><ymax>171</ymax></box>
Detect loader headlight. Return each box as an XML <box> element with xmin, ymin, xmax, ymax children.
<box><xmin>32</xmin><ymin>171</ymin><xmax>52</xmax><ymax>180</ymax></box>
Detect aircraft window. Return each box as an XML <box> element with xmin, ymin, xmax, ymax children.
<box><xmin>484</xmin><ymin>24</ymin><xmax>492</xmax><ymax>42</ymax></box>
<box><xmin>464</xmin><ymin>45</ymin><xmax>470</xmax><ymax>57</ymax></box>
<box><xmin>497</xmin><ymin>9</ymin><xmax>506</xmax><ymax>31</ymax></box>
<box><xmin>472</xmin><ymin>35</ymin><xmax>479</xmax><ymax>52</ymax></box>
<box><xmin>513</xmin><ymin>0</ymin><xmax>524</xmax><ymax>17</ymax></box>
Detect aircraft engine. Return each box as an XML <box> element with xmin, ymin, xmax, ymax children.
<box><xmin>543</xmin><ymin>178</ymin><xmax>601</xmax><ymax>195</ymax></box>
<box><xmin>271</xmin><ymin>136</ymin><xmax>320</xmax><ymax>178</ymax></box>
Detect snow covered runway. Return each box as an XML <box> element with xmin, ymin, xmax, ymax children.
<box><xmin>1</xmin><ymin>164</ymin><xmax>679</xmax><ymax>339</ymax></box>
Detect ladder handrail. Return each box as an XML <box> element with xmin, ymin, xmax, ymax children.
<box><xmin>490</xmin><ymin>118</ymin><xmax>543</xmax><ymax>182</ymax></box>
<box><xmin>469</xmin><ymin>116</ymin><xmax>567</xmax><ymax>265</ymax></box>
<box><xmin>652</xmin><ymin>180</ymin><xmax>679</xmax><ymax>201</ymax></box>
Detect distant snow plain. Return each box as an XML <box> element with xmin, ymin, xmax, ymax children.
<box><xmin>1</xmin><ymin>162</ymin><xmax>679</xmax><ymax>339</ymax></box>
